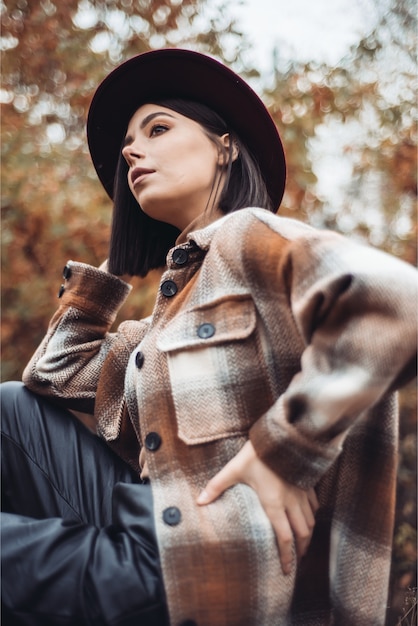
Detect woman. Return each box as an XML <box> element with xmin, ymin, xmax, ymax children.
<box><xmin>1</xmin><ymin>49</ymin><xmax>417</xmax><ymax>626</ymax></box>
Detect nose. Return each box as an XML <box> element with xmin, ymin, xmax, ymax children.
<box><xmin>122</xmin><ymin>140</ymin><xmax>145</xmax><ymax>166</ymax></box>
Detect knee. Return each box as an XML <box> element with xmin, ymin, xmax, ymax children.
<box><xmin>1</xmin><ymin>381</ymin><xmax>26</xmax><ymax>408</ymax></box>
<box><xmin>1</xmin><ymin>382</ymin><xmax>33</xmax><ymax>433</ymax></box>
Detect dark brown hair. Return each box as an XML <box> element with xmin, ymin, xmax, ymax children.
<box><xmin>108</xmin><ymin>99</ymin><xmax>273</xmax><ymax>277</ymax></box>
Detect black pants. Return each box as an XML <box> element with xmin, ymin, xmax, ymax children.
<box><xmin>1</xmin><ymin>381</ymin><xmax>169</xmax><ymax>626</ymax></box>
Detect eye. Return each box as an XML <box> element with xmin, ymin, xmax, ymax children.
<box><xmin>150</xmin><ymin>123</ymin><xmax>169</xmax><ymax>137</ymax></box>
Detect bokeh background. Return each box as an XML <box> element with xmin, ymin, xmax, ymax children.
<box><xmin>1</xmin><ymin>0</ymin><xmax>416</xmax><ymax>623</ymax></box>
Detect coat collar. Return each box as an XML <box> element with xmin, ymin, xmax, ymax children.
<box><xmin>176</xmin><ymin>206</ymin><xmax>276</xmax><ymax>252</ymax></box>
<box><xmin>187</xmin><ymin>214</ymin><xmax>232</xmax><ymax>250</ymax></box>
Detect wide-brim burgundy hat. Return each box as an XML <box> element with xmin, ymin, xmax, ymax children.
<box><xmin>87</xmin><ymin>48</ymin><xmax>286</xmax><ymax>210</ymax></box>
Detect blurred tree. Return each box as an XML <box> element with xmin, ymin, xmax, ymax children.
<box><xmin>266</xmin><ymin>0</ymin><xmax>416</xmax><ymax>264</ymax></box>
<box><xmin>318</xmin><ymin>0</ymin><xmax>416</xmax><ymax>263</ymax></box>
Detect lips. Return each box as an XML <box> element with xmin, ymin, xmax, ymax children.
<box><xmin>131</xmin><ymin>167</ymin><xmax>154</xmax><ymax>186</ymax></box>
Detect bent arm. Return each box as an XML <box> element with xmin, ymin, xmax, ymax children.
<box><xmin>250</xmin><ymin>225</ymin><xmax>417</xmax><ymax>489</ymax></box>
<box><xmin>22</xmin><ymin>261</ymin><xmax>133</xmax><ymax>413</ymax></box>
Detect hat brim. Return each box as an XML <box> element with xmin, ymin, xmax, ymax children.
<box><xmin>87</xmin><ymin>49</ymin><xmax>286</xmax><ymax>210</ymax></box>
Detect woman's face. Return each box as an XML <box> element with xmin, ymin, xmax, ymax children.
<box><xmin>122</xmin><ymin>103</ymin><xmax>226</xmax><ymax>230</ymax></box>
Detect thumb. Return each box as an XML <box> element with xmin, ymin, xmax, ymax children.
<box><xmin>197</xmin><ymin>463</ymin><xmax>238</xmax><ymax>506</ymax></box>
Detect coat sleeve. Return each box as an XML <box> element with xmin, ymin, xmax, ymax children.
<box><xmin>22</xmin><ymin>261</ymin><xmax>139</xmax><ymax>414</ymax></box>
<box><xmin>248</xmin><ymin>220</ymin><xmax>418</xmax><ymax>489</ymax></box>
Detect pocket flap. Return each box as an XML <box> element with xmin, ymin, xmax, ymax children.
<box><xmin>157</xmin><ymin>295</ymin><xmax>256</xmax><ymax>352</ymax></box>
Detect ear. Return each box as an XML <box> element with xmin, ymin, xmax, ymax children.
<box><xmin>218</xmin><ymin>133</ymin><xmax>239</xmax><ymax>165</ymax></box>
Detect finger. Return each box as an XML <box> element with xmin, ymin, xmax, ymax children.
<box><xmin>286</xmin><ymin>504</ymin><xmax>314</xmax><ymax>561</ymax></box>
<box><xmin>300</xmin><ymin>495</ymin><xmax>316</xmax><ymax>532</ymax></box>
<box><xmin>270</xmin><ymin>510</ymin><xmax>295</xmax><ymax>576</ymax></box>
<box><xmin>196</xmin><ymin>460</ymin><xmax>239</xmax><ymax>506</ymax></box>
<box><xmin>307</xmin><ymin>488</ymin><xmax>319</xmax><ymax>513</ymax></box>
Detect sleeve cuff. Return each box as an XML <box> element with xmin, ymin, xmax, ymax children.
<box><xmin>249</xmin><ymin>398</ymin><xmax>341</xmax><ymax>490</ymax></box>
<box><xmin>57</xmin><ymin>261</ymin><xmax>132</xmax><ymax>324</ymax></box>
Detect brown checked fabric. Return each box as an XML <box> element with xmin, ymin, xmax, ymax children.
<box><xmin>23</xmin><ymin>207</ymin><xmax>418</xmax><ymax>626</ymax></box>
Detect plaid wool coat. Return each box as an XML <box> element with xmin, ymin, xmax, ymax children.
<box><xmin>23</xmin><ymin>207</ymin><xmax>417</xmax><ymax>626</ymax></box>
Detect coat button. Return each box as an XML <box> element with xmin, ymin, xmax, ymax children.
<box><xmin>163</xmin><ymin>506</ymin><xmax>181</xmax><ymax>526</ymax></box>
<box><xmin>172</xmin><ymin>248</ymin><xmax>189</xmax><ymax>266</ymax></box>
<box><xmin>145</xmin><ymin>432</ymin><xmax>161</xmax><ymax>451</ymax></box>
<box><xmin>58</xmin><ymin>284</ymin><xmax>65</xmax><ymax>298</ymax></box>
<box><xmin>62</xmin><ymin>264</ymin><xmax>72</xmax><ymax>279</ymax></box>
<box><xmin>135</xmin><ymin>351</ymin><xmax>145</xmax><ymax>369</ymax></box>
<box><xmin>161</xmin><ymin>280</ymin><xmax>178</xmax><ymax>297</ymax></box>
<box><xmin>197</xmin><ymin>323</ymin><xmax>215</xmax><ymax>339</ymax></box>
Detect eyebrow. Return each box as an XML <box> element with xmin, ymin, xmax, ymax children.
<box><xmin>123</xmin><ymin>111</ymin><xmax>176</xmax><ymax>147</ymax></box>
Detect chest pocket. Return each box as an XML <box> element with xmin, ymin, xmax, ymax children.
<box><xmin>157</xmin><ymin>295</ymin><xmax>262</xmax><ymax>445</ymax></box>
